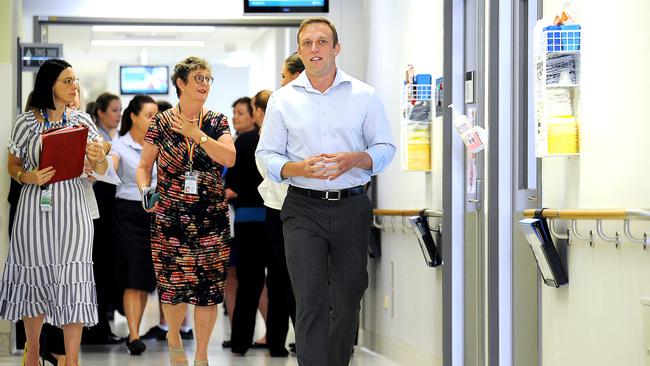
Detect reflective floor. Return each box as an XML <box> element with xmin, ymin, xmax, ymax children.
<box><xmin>0</xmin><ymin>294</ymin><xmax>397</xmax><ymax>365</ymax></box>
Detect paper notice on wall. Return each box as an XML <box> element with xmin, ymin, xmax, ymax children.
<box><xmin>547</xmin><ymin>116</ymin><xmax>579</xmax><ymax>154</ymax></box>
<box><xmin>406</xmin><ymin>123</ymin><xmax>431</xmax><ymax>171</ymax></box>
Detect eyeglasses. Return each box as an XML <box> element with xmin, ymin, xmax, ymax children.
<box><xmin>58</xmin><ymin>77</ymin><xmax>80</xmax><ymax>86</ymax></box>
<box><xmin>193</xmin><ymin>74</ymin><xmax>214</xmax><ymax>86</ymax></box>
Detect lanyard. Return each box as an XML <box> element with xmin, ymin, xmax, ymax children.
<box><xmin>178</xmin><ymin>105</ymin><xmax>203</xmax><ymax>171</ymax></box>
<box><xmin>41</xmin><ymin>107</ymin><xmax>67</xmax><ymax>130</ymax></box>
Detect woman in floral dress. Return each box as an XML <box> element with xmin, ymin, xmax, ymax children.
<box><xmin>136</xmin><ymin>56</ymin><xmax>236</xmax><ymax>366</ymax></box>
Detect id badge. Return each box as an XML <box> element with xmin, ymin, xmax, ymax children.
<box><xmin>40</xmin><ymin>189</ymin><xmax>53</xmax><ymax>212</ymax></box>
<box><xmin>184</xmin><ymin>171</ymin><xmax>199</xmax><ymax>195</ymax></box>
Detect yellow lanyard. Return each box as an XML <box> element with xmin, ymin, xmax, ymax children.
<box><xmin>180</xmin><ymin>108</ymin><xmax>203</xmax><ymax>171</ymax></box>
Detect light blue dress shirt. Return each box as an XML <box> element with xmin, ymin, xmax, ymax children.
<box><xmin>255</xmin><ymin>68</ymin><xmax>396</xmax><ymax>190</ymax></box>
<box><xmin>112</xmin><ymin>132</ymin><xmax>157</xmax><ymax>201</ymax></box>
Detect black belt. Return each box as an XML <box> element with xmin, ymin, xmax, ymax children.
<box><xmin>288</xmin><ymin>185</ymin><xmax>366</xmax><ymax>201</ymax></box>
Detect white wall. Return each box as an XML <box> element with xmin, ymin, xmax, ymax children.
<box><xmin>361</xmin><ymin>1</ymin><xmax>444</xmax><ymax>365</ymax></box>
<box><xmin>248</xmin><ymin>28</ymin><xmax>282</xmax><ymax>94</ymax></box>
<box><xmin>540</xmin><ymin>1</ymin><xmax>650</xmax><ymax>366</ymax></box>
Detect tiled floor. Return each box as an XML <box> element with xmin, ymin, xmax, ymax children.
<box><xmin>0</xmin><ymin>294</ymin><xmax>398</xmax><ymax>365</ymax></box>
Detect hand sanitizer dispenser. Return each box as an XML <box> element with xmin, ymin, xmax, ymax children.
<box><xmin>449</xmin><ymin>104</ymin><xmax>487</xmax><ymax>153</ymax></box>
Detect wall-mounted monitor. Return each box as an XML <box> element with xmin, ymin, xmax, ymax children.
<box><xmin>244</xmin><ymin>0</ymin><xmax>329</xmax><ymax>13</ymax></box>
<box><xmin>120</xmin><ymin>65</ymin><xmax>169</xmax><ymax>95</ymax></box>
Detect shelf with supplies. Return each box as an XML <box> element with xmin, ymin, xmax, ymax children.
<box><xmin>534</xmin><ymin>23</ymin><xmax>582</xmax><ymax>157</ymax></box>
<box><xmin>400</xmin><ymin>83</ymin><xmax>433</xmax><ymax>171</ymax></box>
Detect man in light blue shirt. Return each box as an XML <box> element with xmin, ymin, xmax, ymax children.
<box><xmin>256</xmin><ymin>16</ymin><xmax>395</xmax><ymax>366</ymax></box>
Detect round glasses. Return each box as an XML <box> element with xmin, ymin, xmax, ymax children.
<box><xmin>58</xmin><ymin>77</ymin><xmax>80</xmax><ymax>86</ymax></box>
<box><xmin>194</xmin><ymin>74</ymin><xmax>214</xmax><ymax>86</ymax></box>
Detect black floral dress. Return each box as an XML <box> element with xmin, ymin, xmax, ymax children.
<box><xmin>144</xmin><ymin>109</ymin><xmax>231</xmax><ymax>305</ymax></box>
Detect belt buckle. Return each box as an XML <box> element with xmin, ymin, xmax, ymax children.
<box><xmin>324</xmin><ymin>189</ymin><xmax>341</xmax><ymax>201</ymax></box>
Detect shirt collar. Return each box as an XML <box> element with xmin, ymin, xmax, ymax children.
<box><xmin>123</xmin><ymin>131</ymin><xmax>143</xmax><ymax>150</ymax></box>
<box><xmin>293</xmin><ymin>67</ymin><xmax>352</xmax><ymax>94</ymax></box>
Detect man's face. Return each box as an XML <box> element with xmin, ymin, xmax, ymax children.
<box><xmin>297</xmin><ymin>22</ymin><xmax>340</xmax><ymax>78</ymax></box>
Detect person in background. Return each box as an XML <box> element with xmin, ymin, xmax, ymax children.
<box><xmin>252</xmin><ymin>89</ymin><xmax>296</xmax><ymax>357</ymax></box>
<box><xmin>0</xmin><ymin>59</ymin><xmax>109</xmax><ymax>366</ymax></box>
<box><xmin>85</xmin><ymin>102</ymin><xmax>96</xmax><ymax>122</ymax></box>
<box><xmin>81</xmin><ymin>92</ymin><xmax>123</xmax><ymax>345</ymax></box>
<box><xmin>280</xmin><ymin>52</ymin><xmax>305</xmax><ymax>87</ymax></box>
<box><xmin>93</xmin><ymin>93</ymin><xmax>121</xmax><ymax>142</ymax></box>
<box><xmin>111</xmin><ymin>95</ymin><xmax>159</xmax><ymax>355</ymax></box>
<box><xmin>222</xmin><ymin>97</ymin><xmax>269</xmax><ymax>351</ymax></box>
<box><xmin>141</xmin><ymin>99</ymin><xmax>194</xmax><ymax>343</ymax></box>
<box><xmin>137</xmin><ymin>56</ymin><xmax>235</xmax><ymax>366</ymax></box>
<box><xmin>256</xmin><ymin>17</ymin><xmax>396</xmax><ymax>366</ymax></box>
<box><xmin>225</xmin><ymin>97</ymin><xmax>271</xmax><ymax>355</ymax></box>
<box><xmin>268</xmin><ymin>53</ymin><xmax>304</xmax><ymax>355</ymax></box>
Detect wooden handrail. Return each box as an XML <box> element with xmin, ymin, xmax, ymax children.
<box><xmin>523</xmin><ymin>208</ymin><xmax>650</xmax><ymax>220</ymax></box>
<box><xmin>373</xmin><ymin>209</ymin><xmax>443</xmax><ymax>218</ymax></box>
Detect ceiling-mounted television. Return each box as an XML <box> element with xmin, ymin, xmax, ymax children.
<box><xmin>120</xmin><ymin>65</ymin><xmax>169</xmax><ymax>95</ymax></box>
<box><xmin>244</xmin><ymin>0</ymin><xmax>329</xmax><ymax>13</ymax></box>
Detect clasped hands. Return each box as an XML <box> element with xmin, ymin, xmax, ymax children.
<box><xmin>297</xmin><ymin>152</ymin><xmax>366</xmax><ymax>181</ymax></box>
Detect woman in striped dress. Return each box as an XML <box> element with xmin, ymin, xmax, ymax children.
<box><xmin>0</xmin><ymin>59</ymin><xmax>107</xmax><ymax>366</ymax></box>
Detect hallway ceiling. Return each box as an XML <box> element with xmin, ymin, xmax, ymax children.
<box><xmin>46</xmin><ymin>24</ymin><xmax>271</xmax><ymax>65</ymax></box>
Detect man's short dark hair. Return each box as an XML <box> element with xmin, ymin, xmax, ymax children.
<box><xmin>30</xmin><ymin>59</ymin><xmax>72</xmax><ymax>110</ymax></box>
<box><xmin>252</xmin><ymin>90</ymin><xmax>272</xmax><ymax>113</ymax></box>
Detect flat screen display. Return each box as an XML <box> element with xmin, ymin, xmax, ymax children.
<box><xmin>244</xmin><ymin>0</ymin><xmax>328</xmax><ymax>13</ymax></box>
<box><xmin>120</xmin><ymin>65</ymin><xmax>169</xmax><ymax>95</ymax></box>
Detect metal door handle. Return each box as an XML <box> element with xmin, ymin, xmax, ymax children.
<box><xmin>527</xmin><ymin>196</ymin><xmax>537</xmax><ymax>201</ymax></box>
<box><xmin>468</xmin><ymin>199</ymin><xmax>479</xmax><ymax>203</ymax></box>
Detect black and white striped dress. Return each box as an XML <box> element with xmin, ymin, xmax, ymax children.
<box><xmin>0</xmin><ymin>110</ymin><xmax>99</xmax><ymax>327</ymax></box>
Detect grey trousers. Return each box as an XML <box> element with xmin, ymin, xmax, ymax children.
<box><xmin>281</xmin><ymin>190</ymin><xmax>372</xmax><ymax>366</ymax></box>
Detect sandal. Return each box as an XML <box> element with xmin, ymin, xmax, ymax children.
<box><xmin>22</xmin><ymin>343</ymin><xmax>42</xmax><ymax>366</ymax></box>
<box><xmin>167</xmin><ymin>340</ymin><xmax>188</xmax><ymax>366</ymax></box>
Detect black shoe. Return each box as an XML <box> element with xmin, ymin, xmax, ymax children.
<box><xmin>180</xmin><ymin>329</ymin><xmax>194</xmax><ymax>340</ymax></box>
<box><xmin>42</xmin><ymin>352</ymin><xmax>58</xmax><ymax>366</ymax></box>
<box><xmin>222</xmin><ymin>340</ymin><xmax>231</xmax><ymax>348</ymax></box>
<box><xmin>269</xmin><ymin>348</ymin><xmax>289</xmax><ymax>357</ymax></box>
<box><xmin>142</xmin><ymin>325</ymin><xmax>168</xmax><ymax>340</ymax></box>
<box><xmin>289</xmin><ymin>342</ymin><xmax>296</xmax><ymax>353</ymax></box>
<box><xmin>231</xmin><ymin>348</ymin><xmax>247</xmax><ymax>356</ymax></box>
<box><xmin>126</xmin><ymin>338</ymin><xmax>146</xmax><ymax>355</ymax></box>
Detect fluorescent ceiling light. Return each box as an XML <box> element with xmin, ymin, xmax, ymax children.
<box><xmin>92</xmin><ymin>25</ymin><xmax>216</xmax><ymax>33</ymax></box>
<box><xmin>91</xmin><ymin>40</ymin><xmax>205</xmax><ymax>47</ymax></box>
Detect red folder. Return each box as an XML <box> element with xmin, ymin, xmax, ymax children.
<box><xmin>39</xmin><ymin>125</ymin><xmax>89</xmax><ymax>184</ymax></box>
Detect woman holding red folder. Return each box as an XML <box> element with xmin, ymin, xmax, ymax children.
<box><xmin>0</xmin><ymin>59</ymin><xmax>108</xmax><ymax>366</ymax></box>
<box><xmin>137</xmin><ymin>56</ymin><xmax>236</xmax><ymax>366</ymax></box>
